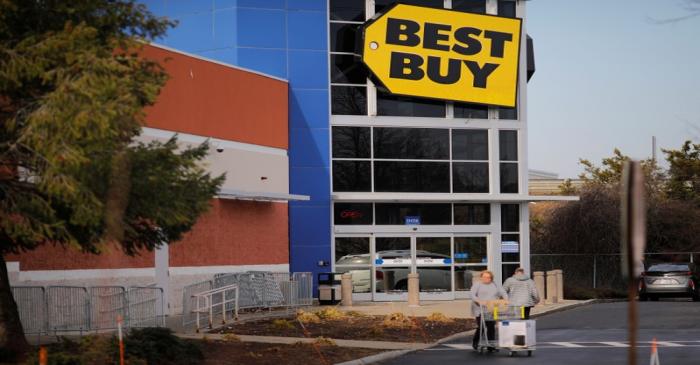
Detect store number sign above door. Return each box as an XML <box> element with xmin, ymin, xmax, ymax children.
<box><xmin>361</xmin><ymin>4</ymin><xmax>522</xmax><ymax>107</ymax></box>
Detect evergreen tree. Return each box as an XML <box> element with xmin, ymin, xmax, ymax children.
<box><xmin>0</xmin><ymin>1</ymin><xmax>224</xmax><ymax>357</ymax></box>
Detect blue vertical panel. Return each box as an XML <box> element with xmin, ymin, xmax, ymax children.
<box><xmin>286</xmin><ymin>1</ymin><xmax>331</xmax><ymax>293</ymax></box>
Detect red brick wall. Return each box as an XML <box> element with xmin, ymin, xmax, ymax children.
<box><xmin>5</xmin><ymin>243</ymin><xmax>154</xmax><ymax>270</ymax></box>
<box><xmin>6</xmin><ymin>199</ymin><xmax>289</xmax><ymax>270</ymax></box>
<box><xmin>140</xmin><ymin>44</ymin><xmax>289</xmax><ymax>149</ymax></box>
<box><xmin>170</xmin><ymin>199</ymin><xmax>289</xmax><ymax>267</ymax></box>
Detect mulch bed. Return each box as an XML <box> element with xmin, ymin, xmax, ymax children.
<box><xmin>197</xmin><ymin>340</ymin><xmax>383</xmax><ymax>365</ymax></box>
<box><xmin>213</xmin><ymin>315</ymin><xmax>475</xmax><ymax>343</ymax></box>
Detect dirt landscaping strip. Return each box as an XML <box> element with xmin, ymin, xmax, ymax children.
<box><xmin>212</xmin><ymin>312</ymin><xmax>475</xmax><ymax>343</ymax></box>
<box><xmin>195</xmin><ymin>340</ymin><xmax>384</xmax><ymax>365</ymax></box>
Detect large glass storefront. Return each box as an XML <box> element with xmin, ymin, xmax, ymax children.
<box><xmin>329</xmin><ymin>0</ymin><xmax>526</xmax><ymax>300</ymax></box>
<box><xmin>334</xmin><ymin>234</ymin><xmax>489</xmax><ymax>301</ymax></box>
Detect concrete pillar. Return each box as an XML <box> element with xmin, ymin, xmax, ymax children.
<box><xmin>341</xmin><ymin>273</ymin><xmax>353</xmax><ymax>307</ymax></box>
<box><xmin>155</xmin><ymin>244</ymin><xmax>170</xmax><ymax>315</ymax></box>
<box><xmin>408</xmin><ymin>273</ymin><xmax>420</xmax><ymax>307</ymax></box>
<box><xmin>546</xmin><ymin>270</ymin><xmax>558</xmax><ymax>304</ymax></box>
<box><xmin>533</xmin><ymin>271</ymin><xmax>545</xmax><ymax>306</ymax></box>
<box><xmin>555</xmin><ymin>269</ymin><xmax>564</xmax><ymax>301</ymax></box>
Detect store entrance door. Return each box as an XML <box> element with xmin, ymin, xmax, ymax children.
<box><xmin>373</xmin><ymin>235</ymin><xmax>454</xmax><ymax>301</ymax></box>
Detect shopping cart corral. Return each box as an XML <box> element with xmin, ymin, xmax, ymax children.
<box><xmin>477</xmin><ymin>303</ymin><xmax>536</xmax><ymax>357</ymax></box>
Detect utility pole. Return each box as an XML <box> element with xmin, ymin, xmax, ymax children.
<box><xmin>651</xmin><ymin>136</ymin><xmax>657</xmax><ymax>163</ymax></box>
<box><xmin>621</xmin><ymin>161</ymin><xmax>647</xmax><ymax>365</ymax></box>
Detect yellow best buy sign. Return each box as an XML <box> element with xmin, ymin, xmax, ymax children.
<box><xmin>362</xmin><ymin>4</ymin><xmax>522</xmax><ymax>107</ymax></box>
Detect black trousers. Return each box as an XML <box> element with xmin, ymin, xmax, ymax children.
<box><xmin>472</xmin><ymin>316</ymin><xmax>496</xmax><ymax>349</ymax></box>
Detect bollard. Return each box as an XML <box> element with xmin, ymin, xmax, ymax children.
<box><xmin>555</xmin><ymin>269</ymin><xmax>564</xmax><ymax>301</ymax></box>
<box><xmin>546</xmin><ymin>270</ymin><xmax>559</xmax><ymax>304</ymax></box>
<box><xmin>341</xmin><ymin>273</ymin><xmax>353</xmax><ymax>307</ymax></box>
<box><xmin>533</xmin><ymin>271</ymin><xmax>545</xmax><ymax>306</ymax></box>
<box><xmin>408</xmin><ymin>273</ymin><xmax>420</xmax><ymax>307</ymax></box>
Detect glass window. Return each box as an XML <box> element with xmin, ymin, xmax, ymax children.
<box><xmin>334</xmin><ymin>203</ymin><xmax>373</xmax><ymax>225</ymax></box>
<box><xmin>375</xmin><ymin>203</ymin><xmax>451</xmax><ymax>225</ymax></box>
<box><xmin>499</xmin><ymin>163</ymin><xmax>519</xmax><ymax>193</ymax></box>
<box><xmin>455</xmin><ymin>265</ymin><xmax>487</xmax><ymax>291</ymax></box>
<box><xmin>452</xmin><ymin>129</ymin><xmax>488</xmax><ymax>160</ymax></box>
<box><xmin>454</xmin><ymin>103</ymin><xmax>488</xmax><ymax>119</ymax></box>
<box><xmin>377</xmin><ymin>91</ymin><xmax>446</xmax><ymax>118</ymax></box>
<box><xmin>373</xmin><ymin>128</ymin><xmax>449</xmax><ymax>160</ymax></box>
<box><xmin>502</xmin><ymin>264</ymin><xmax>520</xmax><ymax>284</ymax></box>
<box><xmin>332</xmin><ymin>127</ymin><xmax>370</xmax><ymax>158</ymax></box>
<box><xmin>454</xmin><ymin>204</ymin><xmax>491</xmax><ymax>225</ymax></box>
<box><xmin>332</xmin><ymin>86</ymin><xmax>367</xmax><ymax>115</ymax></box>
<box><xmin>453</xmin><ymin>162</ymin><xmax>489</xmax><ymax>193</ymax></box>
<box><xmin>335</xmin><ymin>266</ymin><xmax>371</xmax><ymax>293</ymax></box>
<box><xmin>331</xmin><ymin>54</ymin><xmax>367</xmax><ymax>84</ymax></box>
<box><xmin>416</xmin><ymin>237</ymin><xmax>451</xmax><ymax>258</ymax></box>
<box><xmin>333</xmin><ymin>161</ymin><xmax>371</xmax><ymax>191</ymax></box>
<box><xmin>374</xmin><ymin>161</ymin><xmax>450</xmax><ymax>192</ymax></box>
<box><xmin>452</xmin><ymin>0</ymin><xmax>486</xmax><ymax>14</ymax></box>
<box><xmin>498</xmin><ymin>106</ymin><xmax>518</xmax><ymax>120</ymax></box>
<box><xmin>335</xmin><ymin>237</ymin><xmax>370</xmax><ymax>265</ymax></box>
<box><xmin>454</xmin><ymin>237</ymin><xmax>488</xmax><ymax>264</ymax></box>
<box><xmin>499</xmin><ymin>130</ymin><xmax>518</xmax><ymax>161</ymax></box>
<box><xmin>375</xmin><ymin>0</ymin><xmax>444</xmax><ymax>14</ymax></box>
<box><xmin>501</xmin><ymin>234</ymin><xmax>520</xmax><ymax>263</ymax></box>
<box><xmin>330</xmin><ymin>23</ymin><xmax>360</xmax><ymax>53</ymax></box>
<box><xmin>500</xmin><ymin>204</ymin><xmax>520</xmax><ymax>232</ymax></box>
<box><xmin>330</xmin><ymin>0</ymin><xmax>365</xmax><ymax>21</ymax></box>
<box><xmin>497</xmin><ymin>0</ymin><xmax>517</xmax><ymax>18</ymax></box>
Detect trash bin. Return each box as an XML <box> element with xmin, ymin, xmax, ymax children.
<box><xmin>318</xmin><ymin>272</ymin><xmax>342</xmax><ymax>305</ymax></box>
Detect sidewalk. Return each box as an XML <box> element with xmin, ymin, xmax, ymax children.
<box><xmin>178</xmin><ymin>333</ymin><xmax>430</xmax><ymax>350</ymax></box>
<box><xmin>312</xmin><ymin>299</ymin><xmax>592</xmax><ymax>319</ymax></box>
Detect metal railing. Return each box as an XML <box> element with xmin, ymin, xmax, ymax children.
<box><xmin>11</xmin><ymin>285</ymin><xmax>164</xmax><ymax>335</ymax></box>
<box><xmin>531</xmin><ymin>252</ymin><xmax>700</xmax><ymax>292</ymax></box>
<box><xmin>182</xmin><ymin>271</ymin><xmax>313</xmax><ymax>327</ymax></box>
<box><xmin>192</xmin><ymin>284</ymin><xmax>239</xmax><ymax>331</ymax></box>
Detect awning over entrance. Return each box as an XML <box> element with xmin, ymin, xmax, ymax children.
<box><xmin>332</xmin><ymin>193</ymin><xmax>578</xmax><ymax>203</ymax></box>
<box><xmin>217</xmin><ymin>188</ymin><xmax>310</xmax><ymax>202</ymax></box>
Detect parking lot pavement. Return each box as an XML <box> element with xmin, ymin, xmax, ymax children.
<box><xmin>380</xmin><ymin>300</ymin><xmax>700</xmax><ymax>365</ymax></box>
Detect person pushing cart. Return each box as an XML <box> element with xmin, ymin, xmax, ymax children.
<box><xmin>471</xmin><ymin>270</ymin><xmax>537</xmax><ymax>357</ymax></box>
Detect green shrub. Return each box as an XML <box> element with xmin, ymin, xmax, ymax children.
<box><xmin>23</xmin><ymin>328</ymin><xmax>202</xmax><ymax>365</ymax></box>
<box><xmin>122</xmin><ymin>327</ymin><xmax>203</xmax><ymax>365</ymax></box>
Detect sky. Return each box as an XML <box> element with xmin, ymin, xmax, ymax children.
<box><xmin>526</xmin><ymin>0</ymin><xmax>700</xmax><ymax>178</ymax></box>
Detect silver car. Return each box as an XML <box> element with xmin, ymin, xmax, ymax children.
<box><xmin>638</xmin><ymin>263</ymin><xmax>700</xmax><ymax>301</ymax></box>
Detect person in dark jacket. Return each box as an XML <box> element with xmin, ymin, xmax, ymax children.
<box><xmin>502</xmin><ymin>267</ymin><xmax>540</xmax><ymax>319</ymax></box>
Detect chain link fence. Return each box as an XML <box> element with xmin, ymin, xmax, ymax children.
<box><xmin>11</xmin><ymin>285</ymin><xmax>164</xmax><ymax>335</ymax></box>
<box><xmin>531</xmin><ymin>252</ymin><xmax>700</xmax><ymax>295</ymax></box>
<box><xmin>182</xmin><ymin>271</ymin><xmax>313</xmax><ymax>327</ymax></box>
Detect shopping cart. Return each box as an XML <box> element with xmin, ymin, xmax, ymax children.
<box><xmin>476</xmin><ymin>304</ymin><xmax>536</xmax><ymax>357</ymax></box>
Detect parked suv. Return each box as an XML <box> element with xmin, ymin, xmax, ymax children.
<box><xmin>638</xmin><ymin>263</ymin><xmax>700</xmax><ymax>301</ymax></box>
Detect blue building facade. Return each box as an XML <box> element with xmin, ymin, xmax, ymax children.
<box><xmin>142</xmin><ymin>0</ymin><xmax>332</xmax><ymax>282</ymax></box>
<box><xmin>142</xmin><ymin>0</ymin><xmax>545</xmax><ymax>301</ymax></box>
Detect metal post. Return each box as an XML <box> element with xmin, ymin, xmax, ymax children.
<box><xmin>222</xmin><ymin>290</ymin><xmax>227</xmax><ymax>324</ymax></box>
<box><xmin>234</xmin><ymin>286</ymin><xmax>239</xmax><ymax>320</ymax></box>
<box><xmin>593</xmin><ymin>255</ymin><xmax>597</xmax><ymax>289</ymax></box>
<box><xmin>621</xmin><ymin>161</ymin><xmax>647</xmax><ymax>365</ymax></box>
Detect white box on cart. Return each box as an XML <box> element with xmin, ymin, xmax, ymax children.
<box><xmin>497</xmin><ymin>320</ymin><xmax>536</xmax><ymax>348</ymax></box>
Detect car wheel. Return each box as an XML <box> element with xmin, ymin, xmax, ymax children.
<box><xmin>650</xmin><ymin>295</ymin><xmax>659</xmax><ymax>301</ymax></box>
<box><xmin>693</xmin><ymin>290</ymin><xmax>700</xmax><ymax>302</ymax></box>
<box><xmin>639</xmin><ymin>294</ymin><xmax>648</xmax><ymax>301</ymax></box>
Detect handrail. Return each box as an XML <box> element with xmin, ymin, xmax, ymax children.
<box><xmin>191</xmin><ymin>283</ymin><xmax>239</xmax><ymax>332</ymax></box>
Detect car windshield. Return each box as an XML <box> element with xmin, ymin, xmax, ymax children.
<box><xmin>647</xmin><ymin>264</ymin><xmax>690</xmax><ymax>272</ymax></box>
